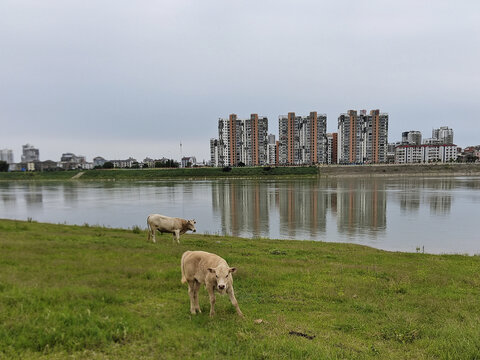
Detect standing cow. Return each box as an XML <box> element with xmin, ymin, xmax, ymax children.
<box><xmin>147</xmin><ymin>214</ymin><xmax>196</xmax><ymax>243</ymax></box>
<box><xmin>181</xmin><ymin>250</ymin><xmax>244</xmax><ymax>318</ymax></box>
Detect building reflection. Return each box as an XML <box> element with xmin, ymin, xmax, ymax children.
<box><xmin>335</xmin><ymin>179</ymin><xmax>386</xmax><ymax>236</ymax></box>
<box><xmin>211</xmin><ymin>178</ymin><xmax>387</xmax><ymax>239</ymax></box>
<box><xmin>0</xmin><ymin>183</ymin><xmax>17</xmax><ymax>205</ymax></box>
<box><xmin>211</xmin><ymin>181</ymin><xmax>269</xmax><ymax>237</ymax></box>
<box><xmin>276</xmin><ymin>181</ymin><xmax>328</xmax><ymax>238</ymax></box>
<box><xmin>396</xmin><ymin>178</ymin><xmax>453</xmax><ymax>215</ymax></box>
<box><xmin>62</xmin><ymin>183</ymin><xmax>79</xmax><ymax>204</ymax></box>
<box><xmin>24</xmin><ymin>183</ymin><xmax>43</xmax><ymax>207</ymax></box>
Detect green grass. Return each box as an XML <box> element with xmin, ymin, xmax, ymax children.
<box><xmin>1</xmin><ymin>219</ymin><xmax>479</xmax><ymax>359</ymax></box>
<box><xmin>2</xmin><ymin>164</ymin><xmax>480</xmax><ymax>182</ymax></box>
<box><xmin>0</xmin><ymin>170</ymin><xmax>83</xmax><ymax>181</ymax></box>
<box><xmin>0</xmin><ymin>166</ymin><xmax>319</xmax><ymax>181</ymax></box>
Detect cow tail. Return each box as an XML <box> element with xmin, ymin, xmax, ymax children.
<box><xmin>181</xmin><ymin>251</ymin><xmax>189</xmax><ymax>283</ymax></box>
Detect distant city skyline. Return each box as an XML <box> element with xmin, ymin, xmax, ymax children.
<box><xmin>1</xmin><ymin>1</ymin><xmax>479</xmax><ymax>162</ymax></box>
<box><xmin>0</xmin><ymin>114</ymin><xmax>468</xmax><ymax>164</ymax></box>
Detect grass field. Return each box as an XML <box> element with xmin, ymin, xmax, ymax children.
<box><xmin>0</xmin><ymin>166</ymin><xmax>319</xmax><ymax>181</ymax></box>
<box><xmin>1</xmin><ymin>219</ymin><xmax>479</xmax><ymax>359</ymax></box>
<box><xmin>2</xmin><ymin>164</ymin><xmax>480</xmax><ymax>182</ymax></box>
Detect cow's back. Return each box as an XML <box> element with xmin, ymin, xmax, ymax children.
<box><xmin>148</xmin><ymin>214</ymin><xmax>182</xmax><ymax>231</ymax></box>
<box><xmin>181</xmin><ymin>251</ymin><xmax>226</xmax><ymax>283</ymax></box>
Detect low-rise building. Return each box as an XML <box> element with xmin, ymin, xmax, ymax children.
<box><xmin>395</xmin><ymin>144</ymin><xmax>457</xmax><ymax>164</ymax></box>
<box><xmin>60</xmin><ymin>153</ymin><xmax>86</xmax><ymax>170</ymax></box>
<box><xmin>93</xmin><ymin>156</ymin><xmax>107</xmax><ymax>167</ymax></box>
<box><xmin>111</xmin><ymin>157</ymin><xmax>137</xmax><ymax>168</ymax></box>
<box><xmin>36</xmin><ymin>160</ymin><xmax>61</xmax><ymax>171</ymax></box>
<box><xmin>181</xmin><ymin>156</ymin><xmax>196</xmax><ymax>168</ymax></box>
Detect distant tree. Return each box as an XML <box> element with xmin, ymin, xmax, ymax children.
<box><xmin>237</xmin><ymin>162</ymin><xmax>245</xmax><ymax>167</ymax></box>
<box><xmin>0</xmin><ymin>161</ymin><xmax>8</xmax><ymax>172</ymax></box>
<box><xmin>142</xmin><ymin>163</ymin><xmax>149</xmax><ymax>169</ymax></box>
<box><xmin>155</xmin><ymin>159</ymin><xmax>179</xmax><ymax>168</ymax></box>
<box><xmin>466</xmin><ymin>154</ymin><xmax>477</xmax><ymax>163</ymax></box>
<box><xmin>222</xmin><ymin>166</ymin><xmax>232</xmax><ymax>172</ymax></box>
<box><xmin>131</xmin><ymin>162</ymin><xmax>140</xmax><ymax>169</ymax></box>
<box><xmin>103</xmin><ymin>161</ymin><xmax>114</xmax><ymax>169</ymax></box>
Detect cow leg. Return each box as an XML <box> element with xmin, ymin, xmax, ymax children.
<box><xmin>227</xmin><ymin>287</ymin><xmax>244</xmax><ymax>318</ymax></box>
<box><xmin>174</xmin><ymin>230</ymin><xmax>180</xmax><ymax>244</ymax></box>
<box><xmin>187</xmin><ymin>280</ymin><xmax>196</xmax><ymax>314</ymax></box>
<box><xmin>207</xmin><ymin>286</ymin><xmax>216</xmax><ymax>317</ymax></box>
<box><xmin>193</xmin><ymin>280</ymin><xmax>201</xmax><ymax>313</ymax></box>
<box><xmin>150</xmin><ymin>227</ymin><xmax>156</xmax><ymax>243</ymax></box>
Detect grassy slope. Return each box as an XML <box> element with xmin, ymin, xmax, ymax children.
<box><xmin>2</xmin><ymin>164</ymin><xmax>480</xmax><ymax>181</ymax></box>
<box><xmin>0</xmin><ymin>220</ymin><xmax>479</xmax><ymax>359</ymax></box>
<box><xmin>0</xmin><ymin>167</ymin><xmax>318</xmax><ymax>181</ymax></box>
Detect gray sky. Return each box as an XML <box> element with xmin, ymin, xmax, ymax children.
<box><xmin>1</xmin><ymin>0</ymin><xmax>479</xmax><ymax>163</ymax></box>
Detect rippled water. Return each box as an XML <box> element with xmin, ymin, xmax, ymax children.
<box><xmin>1</xmin><ymin>177</ymin><xmax>479</xmax><ymax>254</ymax></box>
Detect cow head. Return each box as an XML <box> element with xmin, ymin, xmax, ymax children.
<box><xmin>207</xmin><ymin>265</ymin><xmax>236</xmax><ymax>294</ymax></box>
<box><xmin>187</xmin><ymin>219</ymin><xmax>196</xmax><ymax>232</ymax></box>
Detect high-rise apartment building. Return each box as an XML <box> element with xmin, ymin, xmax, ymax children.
<box><xmin>402</xmin><ymin>131</ymin><xmax>422</xmax><ymax>145</ymax></box>
<box><xmin>326</xmin><ymin>133</ymin><xmax>338</xmax><ymax>164</ymax></box>
<box><xmin>337</xmin><ymin>110</ymin><xmax>388</xmax><ymax>164</ymax></box>
<box><xmin>266</xmin><ymin>134</ymin><xmax>277</xmax><ymax>165</ymax></box>
<box><xmin>216</xmin><ymin>114</ymin><xmax>268</xmax><ymax>167</ymax></box>
<box><xmin>0</xmin><ymin>149</ymin><xmax>14</xmax><ymax>164</ymax></box>
<box><xmin>210</xmin><ymin>139</ymin><xmax>219</xmax><ymax>167</ymax></box>
<box><xmin>432</xmin><ymin>126</ymin><xmax>454</xmax><ymax>144</ymax></box>
<box><xmin>278</xmin><ymin>112</ymin><xmax>327</xmax><ymax>165</ymax></box>
<box><xmin>244</xmin><ymin>114</ymin><xmax>268</xmax><ymax>166</ymax></box>
<box><xmin>21</xmin><ymin>144</ymin><xmax>39</xmax><ymax>162</ymax></box>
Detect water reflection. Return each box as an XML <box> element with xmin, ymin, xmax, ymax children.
<box><xmin>335</xmin><ymin>179</ymin><xmax>386</xmax><ymax>237</ymax></box>
<box><xmin>212</xmin><ymin>178</ymin><xmax>388</xmax><ymax>239</ymax></box>
<box><xmin>0</xmin><ymin>177</ymin><xmax>479</xmax><ymax>254</ymax></box>
<box><xmin>277</xmin><ymin>181</ymin><xmax>329</xmax><ymax>238</ymax></box>
<box><xmin>62</xmin><ymin>183</ymin><xmax>79</xmax><ymax>205</ymax></box>
<box><xmin>24</xmin><ymin>183</ymin><xmax>43</xmax><ymax>208</ymax></box>
<box><xmin>394</xmin><ymin>178</ymin><xmax>453</xmax><ymax>215</ymax></box>
<box><xmin>212</xmin><ymin>181</ymin><xmax>270</xmax><ymax>237</ymax></box>
<box><xmin>0</xmin><ymin>183</ymin><xmax>17</xmax><ymax>205</ymax></box>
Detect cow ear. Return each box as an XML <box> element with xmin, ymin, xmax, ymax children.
<box><xmin>229</xmin><ymin>267</ymin><xmax>237</xmax><ymax>274</ymax></box>
<box><xmin>207</xmin><ymin>267</ymin><xmax>216</xmax><ymax>274</ymax></box>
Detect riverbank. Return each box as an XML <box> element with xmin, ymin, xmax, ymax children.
<box><xmin>1</xmin><ymin>219</ymin><xmax>479</xmax><ymax>359</ymax></box>
<box><xmin>1</xmin><ymin>163</ymin><xmax>480</xmax><ymax>181</ymax></box>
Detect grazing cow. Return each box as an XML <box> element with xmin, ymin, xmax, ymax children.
<box><xmin>181</xmin><ymin>250</ymin><xmax>244</xmax><ymax>318</ymax></box>
<box><xmin>147</xmin><ymin>214</ymin><xmax>196</xmax><ymax>243</ymax></box>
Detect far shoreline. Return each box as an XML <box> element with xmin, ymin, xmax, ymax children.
<box><xmin>0</xmin><ymin>163</ymin><xmax>480</xmax><ymax>181</ymax></box>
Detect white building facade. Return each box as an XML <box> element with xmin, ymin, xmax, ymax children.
<box><xmin>0</xmin><ymin>149</ymin><xmax>14</xmax><ymax>164</ymax></box>
<box><xmin>395</xmin><ymin>144</ymin><xmax>457</xmax><ymax>163</ymax></box>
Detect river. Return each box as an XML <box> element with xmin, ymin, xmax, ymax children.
<box><xmin>1</xmin><ymin>177</ymin><xmax>479</xmax><ymax>254</ymax></box>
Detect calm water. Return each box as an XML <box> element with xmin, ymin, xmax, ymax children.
<box><xmin>1</xmin><ymin>177</ymin><xmax>479</xmax><ymax>254</ymax></box>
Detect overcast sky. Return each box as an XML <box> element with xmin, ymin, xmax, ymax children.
<box><xmin>1</xmin><ymin>0</ymin><xmax>479</xmax><ymax>163</ymax></box>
